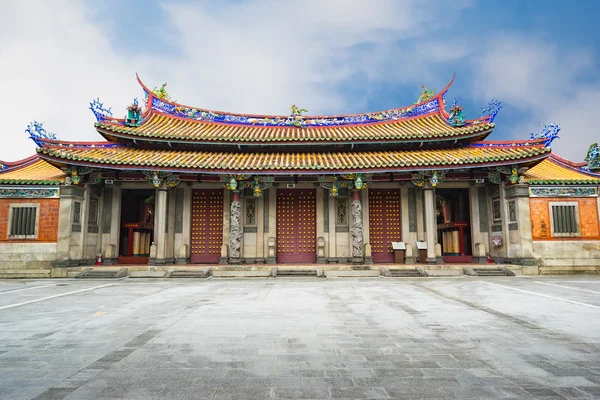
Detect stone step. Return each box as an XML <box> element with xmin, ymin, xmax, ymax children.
<box><xmin>473</xmin><ymin>268</ymin><xmax>511</xmax><ymax>277</ymax></box>
<box><xmin>170</xmin><ymin>271</ymin><xmax>208</xmax><ymax>278</ymax></box>
<box><xmin>277</xmin><ymin>269</ymin><xmax>317</xmax><ymax>276</ymax></box>
<box><xmin>389</xmin><ymin>269</ymin><xmax>424</xmax><ymax>277</ymax></box>
<box><xmin>76</xmin><ymin>268</ymin><xmax>128</xmax><ymax>279</ymax></box>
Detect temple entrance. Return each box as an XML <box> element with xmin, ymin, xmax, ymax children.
<box><xmin>276</xmin><ymin>189</ymin><xmax>316</xmax><ymax>263</ymax></box>
<box><xmin>436</xmin><ymin>189</ymin><xmax>472</xmax><ymax>263</ymax></box>
<box><xmin>118</xmin><ymin>189</ymin><xmax>155</xmax><ymax>264</ymax></box>
<box><xmin>368</xmin><ymin>189</ymin><xmax>401</xmax><ymax>263</ymax></box>
<box><xmin>190</xmin><ymin>189</ymin><xmax>223</xmax><ymax>263</ymax></box>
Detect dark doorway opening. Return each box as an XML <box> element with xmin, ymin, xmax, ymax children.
<box><xmin>118</xmin><ymin>189</ymin><xmax>155</xmax><ymax>264</ymax></box>
<box><xmin>436</xmin><ymin>188</ymin><xmax>472</xmax><ymax>263</ymax></box>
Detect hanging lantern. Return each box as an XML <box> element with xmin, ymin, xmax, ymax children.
<box><xmin>229</xmin><ymin>176</ymin><xmax>237</xmax><ymax>191</ymax></box>
<box><xmin>152</xmin><ymin>172</ymin><xmax>161</xmax><ymax>188</ymax></box>
<box><xmin>71</xmin><ymin>169</ymin><xmax>80</xmax><ymax>185</ymax></box>
<box><xmin>430</xmin><ymin>171</ymin><xmax>439</xmax><ymax>187</ymax></box>
<box><xmin>354</xmin><ymin>174</ymin><xmax>364</xmax><ymax>190</ymax></box>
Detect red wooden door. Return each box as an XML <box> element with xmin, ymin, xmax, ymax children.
<box><xmin>276</xmin><ymin>189</ymin><xmax>316</xmax><ymax>263</ymax></box>
<box><xmin>369</xmin><ymin>189</ymin><xmax>401</xmax><ymax>263</ymax></box>
<box><xmin>190</xmin><ymin>189</ymin><xmax>223</xmax><ymax>263</ymax></box>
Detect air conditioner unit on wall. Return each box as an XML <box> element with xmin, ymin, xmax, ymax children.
<box><xmin>286</xmin><ymin>183</ymin><xmax>296</xmax><ymax>188</ymax></box>
<box><xmin>475</xmin><ymin>178</ymin><xmax>485</xmax><ymax>184</ymax></box>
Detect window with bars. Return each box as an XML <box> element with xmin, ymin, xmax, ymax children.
<box><xmin>8</xmin><ymin>204</ymin><xmax>39</xmax><ymax>238</ymax></box>
<box><xmin>550</xmin><ymin>202</ymin><xmax>579</xmax><ymax>236</ymax></box>
<box><xmin>245</xmin><ymin>198</ymin><xmax>256</xmax><ymax>226</ymax></box>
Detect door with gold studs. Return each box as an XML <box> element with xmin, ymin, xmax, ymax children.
<box><xmin>190</xmin><ymin>189</ymin><xmax>223</xmax><ymax>263</ymax></box>
<box><xmin>369</xmin><ymin>189</ymin><xmax>401</xmax><ymax>263</ymax></box>
<box><xmin>276</xmin><ymin>189</ymin><xmax>316</xmax><ymax>263</ymax></box>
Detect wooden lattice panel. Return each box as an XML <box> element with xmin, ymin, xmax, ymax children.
<box><xmin>276</xmin><ymin>189</ymin><xmax>316</xmax><ymax>263</ymax></box>
<box><xmin>369</xmin><ymin>189</ymin><xmax>401</xmax><ymax>263</ymax></box>
<box><xmin>190</xmin><ymin>189</ymin><xmax>223</xmax><ymax>263</ymax></box>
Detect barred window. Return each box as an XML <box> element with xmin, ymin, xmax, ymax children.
<box><xmin>245</xmin><ymin>198</ymin><xmax>256</xmax><ymax>225</ymax></box>
<box><xmin>88</xmin><ymin>198</ymin><xmax>99</xmax><ymax>226</ymax></box>
<box><xmin>8</xmin><ymin>204</ymin><xmax>39</xmax><ymax>238</ymax></box>
<box><xmin>336</xmin><ymin>198</ymin><xmax>348</xmax><ymax>225</ymax></box>
<box><xmin>550</xmin><ymin>202</ymin><xmax>579</xmax><ymax>236</ymax></box>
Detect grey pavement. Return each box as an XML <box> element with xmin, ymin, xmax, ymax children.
<box><xmin>0</xmin><ymin>276</ymin><xmax>599</xmax><ymax>399</ymax></box>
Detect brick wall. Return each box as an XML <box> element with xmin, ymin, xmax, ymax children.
<box><xmin>0</xmin><ymin>198</ymin><xmax>59</xmax><ymax>242</ymax></box>
<box><xmin>530</xmin><ymin>197</ymin><xmax>600</xmax><ymax>240</ymax></box>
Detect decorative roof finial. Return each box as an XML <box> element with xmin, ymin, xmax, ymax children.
<box><xmin>152</xmin><ymin>82</ymin><xmax>172</xmax><ymax>101</ymax></box>
<box><xmin>480</xmin><ymin>99</ymin><xmax>502</xmax><ymax>123</ymax></box>
<box><xmin>25</xmin><ymin>121</ymin><xmax>58</xmax><ymax>146</ymax></box>
<box><xmin>89</xmin><ymin>98</ymin><xmax>113</xmax><ymax>123</ymax></box>
<box><xmin>584</xmin><ymin>143</ymin><xmax>600</xmax><ymax>172</ymax></box>
<box><xmin>126</xmin><ymin>98</ymin><xmax>143</xmax><ymax>127</ymax></box>
<box><xmin>416</xmin><ymin>84</ymin><xmax>436</xmax><ymax>104</ymax></box>
<box><xmin>289</xmin><ymin>104</ymin><xmax>308</xmax><ymax>128</ymax></box>
<box><xmin>447</xmin><ymin>98</ymin><xmax>465</xmax><ymax>127</ymax></box>
<box><xmin>529</xmin><ymin>123</ymin><xmax>560</xmax><ymax>147</ymax></box>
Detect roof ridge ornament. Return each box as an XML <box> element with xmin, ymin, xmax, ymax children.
<box><xmin>25</xmin><ymin>121</ymin><xmax>58</xmax><ymax>147</ymax></box>
<box><xmin>152</xmin><ymin>82</ymin><xmax>173</xmax><ymax>102</ymax></box>
<box><xmin>416</xmin><ymin>84</ymin><xmax>436</xmax><ymax>104</ymax></box>
<box><xmin>289</xmin><ymin>104</ymin><xmax>308</xmax><ymax>128</ymax></box>
<box><xmin>529</xmin><ymin>123</ymin><xmax>560</xmax><ymax>147</ymax></box>
<box><xmin>480</xmin><ymin>99</ymin><xmax>502</xmax><ymax>123</ymax></box>
<box><xmin>447</xmin><ymin>99</ymin><xmax>465</xmax><ymax>127</ymax></box>
<box><xmin>584</xmin><ymin>143</ymin><xmax>600</xmax><ymax>172</ymax></box>
<box><xmin>89</xmin><ymin>98</ymin><xmax>113</xmax><ymax>123</ymax></box>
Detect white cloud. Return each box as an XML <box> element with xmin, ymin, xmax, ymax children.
<box><xmin>472</xmin><ymin>36</ymin><xmax>599</xmax><ymax>161</ymax></box>
<box><xmin>0</xmin><ymin>0</ymin><xmax>474</xmax><ymax>161</ymax></box>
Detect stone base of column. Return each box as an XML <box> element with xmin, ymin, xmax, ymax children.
<box><xmin>364</xmin><ymin>256</ymin><xmax>373</xmax><ymax>265</ymax></box>
<box><xmin>436</xmin><ymin>256</ymin><xmax>444</xmax><ymax>264</ymax></box>
<box><xmin>148</xmin><ymin>258</ymin><xmax>168</xmax><ymax>266</ymax></box>
<box><xmin>352</xmin><ymin>257</ymin><xmax>364</xmax><ymax>265</ymax></box>
<box><xmin>473</xmin><ymin>256</ymin><xmax>488</xmax><ymax>264</ymax></box>
<box><xmin>102</xmin><ymin>258</ymin><xmax>119</xmax><ymax>266</ymax></box>
<box><xmin>219</xmin><ymin>256</ymin><xmax>228</xmax><ymax>264</ymax></box>
<box><xmin>254</xmin><ymin>258</ymin><xmax>266</xmax><ymax>264</ymax></box>
<box><xmin>316</xmin><ymin>256</ymin><xmax>327</xmax><ymax>264</ymax></box>
<box><xmin>266</xmin><ymin>256</ymin><xmax>276</xmax><ymax>264</ymax></box>
<box><xmin>426</xmin><ymin>257</ymin><xmax>437</xmax><ymax>265</ymax></box>
<box><xmin>405</xmin><ymin>257</ymin><xmax>416</xmax><ymax>264</ymax></box>
<box><xmin>228</xmin><ymin>257</ymin><xmax>241</xmax><ymax>265</ymax></box>
<box><xmin>175</xmin><ymin>257</ymin><xmax>190</xmax><ymax>265</ymax></box>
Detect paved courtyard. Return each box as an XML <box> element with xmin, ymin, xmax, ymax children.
<box><xmin>0</xmin><ymin>276</ymin><xmax>599</xmax><ymax>399</ymax></box>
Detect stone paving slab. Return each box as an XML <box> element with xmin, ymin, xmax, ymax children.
<box><xmin>0</xmin><ymin>277</ymin><xmax>598</xmax><ymax>399</ymax></box>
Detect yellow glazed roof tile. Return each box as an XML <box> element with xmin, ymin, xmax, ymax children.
<box><xmin>525</xmin><ymin>157</ymin><xmax>600</xmax><ymax>184</ymax></box>
<box><xmin>37</xmin><ymin>145</ymin><xmax>550</xmax><ymax>174</ymax></box>
<box><xmin>0</xmin><ymin>158</ymin><xmax>65</xmax><ymax>185</ymax></box>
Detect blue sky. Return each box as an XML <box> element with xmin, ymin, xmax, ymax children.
<box><xmin>1</xmin><ymin>0</ymin><xmax>599</xmax><ymax>161</ymax></box>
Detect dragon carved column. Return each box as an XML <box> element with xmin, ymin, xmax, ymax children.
<box><xmin>351</xmin><ymin>190</ymin><xmax>364</xmax><ymax>261</ymax></box>
<box><xmin>229</xmin><ymin>192</ymin><xmax>243</xmax><ymax>262</ymax></box>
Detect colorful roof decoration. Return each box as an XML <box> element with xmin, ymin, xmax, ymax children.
<box><xmin>524</xmin><ymin>154</ymin><xmax>600</xmax><ymax>185</ymax></box>
<box><xmin>0</xmin><ymin>156</ymin><xmax>65</xmax><ymax>185</ymax></box>
<box><xmin>92</xmin><ymin>75</ymin><xmax>496</xmax><ymax>145</ymax></box>
<box><xmin>36</xmin><ymin>142</ymin><xmax>550</xmax><ymax>175</ymax></box>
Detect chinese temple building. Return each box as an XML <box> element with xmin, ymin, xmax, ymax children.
<box><xmin>1</xmin><ymin>75</ymin><xmax>599</xmax><ymax>278</ymax></box>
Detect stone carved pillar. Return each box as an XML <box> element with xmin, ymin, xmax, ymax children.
<box><xmin>150</xmin><ymin>188</ymin><xmax>168</xmax><ymax>265</ymax></box>
<box><xmin>424</xmin><ymin>187</ymin><xmax>437</xmax><ymax>264</ymax></box>
<box><xmin>229</xmin><ymin>191</ymin><xmax>242</xmax><ymax>263</ymax></box>
<box><xmin>351</xmin><ymin>190</ymin><xmax>364</xmax><ymax>262</ymax></box>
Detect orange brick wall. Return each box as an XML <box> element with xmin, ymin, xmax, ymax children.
<box><xmin>0</xmin><ymin>198</ymin><xmax>59</xmax><ymax>242</ymax></box>
<box><xmin>530</xmin><ymin>197</ymin><xmax>600</xmax><ymax>240</ymax></box>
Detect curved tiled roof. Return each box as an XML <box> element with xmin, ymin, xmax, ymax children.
<box><xmin>37</xmin><ymin>143</ymin><xmax>550</xmax><ymax>174</ymax></box>
<box><xmin>94</xmin><ymin>75</ymin><xmax>495</xmax><ymax>145</ymax></box>
<box><xmin>97</xmin><ymin>112</ymin><xmax>493</xmax><ymax>144</ymax></box>
<box><xmin>525</xmin><ymin>155</ymin><xmax>600</xmax><ymax>185</ymax></box>
<box><xmin>0</xmin><ymin>157</ymin><xmax>65</xmax><ymax>185</ymax></box>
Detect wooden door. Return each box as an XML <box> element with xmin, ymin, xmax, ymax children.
<box><xmin>190</xmin><ymin>189</ymin><xmax>223</xmax><ymax>263</ymax></box>
<box><xmin>276</xmin><ymin>189</ymin><xmax>316</xmax><ymax>263</ymax></box>
<box><xmin>369</xmin><ymin>189</ymin><xmax>401</xmax><ymax>263</ymax></box>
